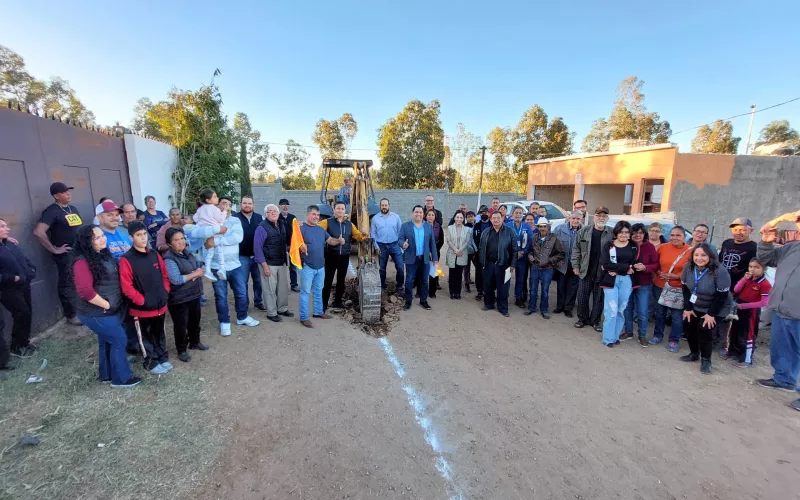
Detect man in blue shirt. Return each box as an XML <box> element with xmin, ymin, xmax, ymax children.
<box><xmin>298</xmin><ymin>205</ymin><xmax>332</xmax><ymax>328</ymax></box>
<box><xmin>95</xmin><ymin>200</ymin><xmax>131</xmax><ymax>261</ymax></box>
<box><xmin>371</xmin><ymin>198</ymin><xmax>404</xmax><ymax>295</ymax></box>
<box><xmin>506</xmin><ymin>206</ymin><xmax>533</xmax><ymax>308</ymax></box>
<box><xmin>398</xmin><ymin>205</ymin><xmax>438</xmax><ymax>311</ymax></box>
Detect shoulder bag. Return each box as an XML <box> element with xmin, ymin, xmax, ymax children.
<box><xmin>657</xmin><ymin>247</ymin><xmax>692</xmax><ymax>309</ymax></box>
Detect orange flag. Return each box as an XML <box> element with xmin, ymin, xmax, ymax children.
<box><xmin>289</xmin><ymin>218</ymin><xmax>305</xmax><ymax>269</ymax></box>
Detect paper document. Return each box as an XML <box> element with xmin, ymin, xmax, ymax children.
<box><xmin>504</xmin><ymin>268</ymin><xmax>512</xmax><ymax>283</ymax></box>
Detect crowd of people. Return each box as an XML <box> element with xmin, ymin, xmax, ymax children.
<box><xmin>0</xmin><ymin>184</ymin><xmax>798</xmax><ymax>411</ymax></box>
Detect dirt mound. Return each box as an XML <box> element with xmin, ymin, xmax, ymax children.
<box><xmin>337</xmin><ymin>278</ymin><xmax>404</xmax><ymax>338</ymax></box>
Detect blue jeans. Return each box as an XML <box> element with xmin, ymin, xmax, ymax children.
<box><xmin>239</xmin><ymin>256</ymin><xmax>263</xmax><ymax>306</ymax></box>
<box><xmin>514</xmin><ymin>257</ymin><xmax>529</xmax><ymax>300</ymax></box>
<box><xmin>404</xmin><ymin>256</ymin><xmax>428</xmax><ymax>303</ymax></box>
<box><xmin>624</xmin><ymin>284</ymin><xmax>652</xmax><ymax>337</ymax></box>
<box><xmin>78</xmin><ymin>313</ymin><xmax>133</xmax><ymax>385</ymax></box>
<box><xmin>602</xmin><ymin>275</ymin><xmax>632</xmax><ymax>345</ymax></box>
<box><xmin>770</xmin><ymin>313</ymin><xmax>800</xmax><ymax>390</ymax></box>
<box><xmin>378</xmin><ymin>242</ymin><xmax>404</xmax><ymax>290</ymax></box>
<box><xmin>211</xmin><ymin>266</ymin><xmax>248</xmax><ymax>323</ymax></box>
<box><xmin>299</xmin><ymin>266</ymin><xmax>325</xmax><ymax>320</ymax></box>
<box><xmin>528</xmin><ymin>267</ymin><xmax>554</xmax><ymax>313</ymax></box>
<box><xmin>652</xmin><ymin>285</ymin><xmax>684</xmax><ymax>342</ymax></box>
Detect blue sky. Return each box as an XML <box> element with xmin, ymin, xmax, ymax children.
<box><xmin>4</xmin><ymin>0</ymin><xmax>799</xmax><ymax>172</ymax></box>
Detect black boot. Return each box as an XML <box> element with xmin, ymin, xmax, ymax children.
<box><xmin>680</xmin><ymin>353</ymin><xmax>699</xmax><ymax>362</ymax></box>
<box><xmin>701</xmin><ymin>358</ymin><xmax>712</xmax><ymax>374</ymax></box>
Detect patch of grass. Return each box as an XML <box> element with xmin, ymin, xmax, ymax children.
<box><xmin>0</xmin><ymin>334</ymin><xmax>221</xmax><ymax>500</ymax></box>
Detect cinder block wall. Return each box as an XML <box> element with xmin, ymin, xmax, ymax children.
<box><xmin>671</xmin><ymin>155</ymin><xmax>800</xmax><ymax>245</ymax></box>
<box><xmin>252</xmin><ymin>184</ymin><xmax>519</xmax><ymax>222</ymax></box>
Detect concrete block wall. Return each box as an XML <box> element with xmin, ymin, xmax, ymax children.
<box><xmin>671</xmin><ymin>156</ymin><xmax>800</xmax><ymax>245</ymax></box>
<box><xmin>251</xmin><ymin>184</ymin><xmax>520</xmax><ymax>222</ymax></box>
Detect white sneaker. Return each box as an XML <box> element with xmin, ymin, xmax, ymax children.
<box><xmin>220</xmin><ymin>323</ymin><xmax>231</xmax><ymax>336</ymax></box>
<box><xmin>216</xmin><ymin>269</ymin><xmax>227</xmax><ymax>281</ymax></box>
<box><xmin>204</xmin><ymin>270</ymin><xmax>218</xmax><ymax>282</ymax></box>
<box><xmin>160</xmin><ymin>362</ymin><xmax>174</xmax><ymax>371</ymax></box>
<box><xmin>149</xmin><ymin>364</ymin><xmax>169</xmax><ymax>375</ymax></box>
<box><xmin>237</xmin><ymin>316</ymin><xmax>260</xmax><ymax>327</ymax></box>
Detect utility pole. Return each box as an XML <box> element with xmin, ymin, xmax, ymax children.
<box><xmin>476</xmin><ymin>146</ymin><xmax>487</xmax><ymax>212</ymax></box>
<box><xmin>744</xmin><ymin>104</ymin><xmax>756</xmax><ymax>154</ymax></box>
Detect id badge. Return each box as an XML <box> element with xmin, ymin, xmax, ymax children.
<box><xmin>689</xmin><ymin>293</ymin><xmax>698</xmax><ymax>304</ymax></box>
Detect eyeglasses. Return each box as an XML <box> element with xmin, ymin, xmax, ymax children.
<box><xmin>693</xmin><ymin>229</ymin><xmax>708</xmax><ymax>235</ymax></box>
<box><xmin>595</xmin><ymin>214</ymin><xmax>609</xmax><ymax>219</ymax></box>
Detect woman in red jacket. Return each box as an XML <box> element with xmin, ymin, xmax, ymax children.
<box><xmin>622</xmin><ymin>223</ymin><xmax>660</xmax><ymax>347</ymax></box>
<box><xmin>119</xmin><ymin>222</ymin><xmax>172</xmax><ymax>375</ymax></box>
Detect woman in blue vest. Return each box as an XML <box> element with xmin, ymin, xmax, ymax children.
<box><xmin>72</xmin><ymin>225</ymin><xmax>140</xmax><ymax>388</ymax></box>
<box><xmin>163</xmin><ymin>227</ymin><xmax>208</xmax><ymax>363</ymax></box>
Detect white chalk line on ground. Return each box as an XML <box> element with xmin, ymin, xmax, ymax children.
<box><xmin>377</xmin><ymin>337</ymin><xmax>464</xmax><ymax>500</ymax></box>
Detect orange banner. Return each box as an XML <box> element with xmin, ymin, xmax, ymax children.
<box><xmin>289</xmin><ymin>218</ymin><xmax>305</xmax><ymax>269</ymax></box>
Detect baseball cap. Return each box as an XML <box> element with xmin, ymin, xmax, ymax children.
<box><xmin>50</xmin><ymin>182</ymin><xmax>74</xmax><ymax>196</ymax></box>
<box><xmin>279</xmin><ymin>198</ymin><xmax>290</xmax><ymax>205</ymax></box>
<box><xmin>536</xmin><ymin>217</ymin><xmax>550</xmax><ymax>226</ymax></box>
<box><xmin>594</xmin><ymin>206</ymin><xmax>610</xmax><ymax>215</ymax></box>
<box><xmin>478</xmin><ymin>205</ymin><xmax>489</xmax><ymax>212</ymax></box>
<box><xmin>729</xmin><ymin>217</ymin><xmax>752</xmax><ymax>228</ymax></box>
<box><xmin>95</xmin><ymin>200</ymin><xmax>121</xmax><ymax>215</ymax></box>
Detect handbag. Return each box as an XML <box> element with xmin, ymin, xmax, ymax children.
<box><xmin>657</xmin><ymin>247</ymin><xmax>692</xmax><ymax>309</ymax></box>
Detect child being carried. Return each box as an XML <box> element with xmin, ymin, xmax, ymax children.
<box><xmin>194</xmin><ymin>188</ymin><xmax>227</xmax><ymax>282</ymax></box>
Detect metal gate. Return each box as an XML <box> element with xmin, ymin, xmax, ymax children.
<box><xmin>0</xmin><ymin>106</ymin><xmax>132</xmax><ymax>331</ymax></box>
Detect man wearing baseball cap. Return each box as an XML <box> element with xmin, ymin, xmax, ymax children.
<box><xmin>34</xmin><ymin>182</ymin><xmax>84</xmax><ymax>325</ymax></box>
<box><xmin>472</xmin><ymin>205</ymin><xmax>492</xmax><ymax>301</ymax></box>
<box><xmin>716</xmin><ymin>217</ymin><xmax>758</xmax><ymax>349</ymax></box>
<box><xmin>95</xmin><ymin>200</ymin><xmax>132</xmax><ymax>261</ymax></box>
<box><xmin>278</xmin><ymin>198</ymin><xmax>300</xmax><ymax>292</ymax></box>
<box><xmin>571</xmin><ymin>206</ymin><xmax>614</xmax><ymax>331</ymax></box>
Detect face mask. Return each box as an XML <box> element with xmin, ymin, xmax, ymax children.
<box><xmin>481</xmin><ymin>214</ymin><xmax>488</xmax><ymax>221</ymax></box>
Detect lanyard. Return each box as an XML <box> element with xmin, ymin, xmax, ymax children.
<box><xmin>693</xmin><ymin>268</ymin><xmax>708</xmax><ymax>295</ymax></box>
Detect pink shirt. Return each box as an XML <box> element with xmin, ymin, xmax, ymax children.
<box><xmin>193</xmin><ymin>204</ymin><xmax>225</xmax><ymax>227</ymax></box>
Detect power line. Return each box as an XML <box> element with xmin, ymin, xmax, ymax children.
<box><xmin>263</xmin><ymin>140</ymin><xmax>572</xmax><ymax>158</ymax></box>
<box><xmin>669</xmin><ymin>96</ymin><xmax>800</xmax><ymax>137</ymax></box>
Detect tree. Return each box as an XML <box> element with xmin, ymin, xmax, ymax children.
<box><xmin>377</xmin><ymin>100</ymin><xmax>445</xmax><ymax>189</ymax></box>
<box><xmin>758</xmin><ymin>120</ymin><xmax>799</xmax><ymax>144</ymax></box>
<box><xmin>485</xmin><ymin>106</ymin><xmax>574</xmax><ymax>191</ymax></box>
<box><xmin>239</xmin><ymin>142</ymin><xmax>252</xmax><ymax>197</ymax></box>
<box><xmin>312</xmin><ymin>113</ymin><xmax>358</xmax><ymax>189</ymax></box>
<box><xmin>0</xmin><ymin>45</ymin><xmax>95</xmax><ymax>123</ymax></box>
<box><xmin>231</xmin><ymin>112</ymin><xmax>269</xmax><ymax>173</ymax></box>
<box><xmin>141</xmin><ymin>84</ymin><xmax>238</xmax><ymax>211</ymax></box>
<box><xmin>450</xmin><ymin>123</ymin><xmax>484</xmax><ymax>184</ymax></box>
<box><xmin>691</xmin><ymin>120</ymin><xmax>741</xmax><ymax>154</ymax></box>
<box><xmin>272</xmin><ymin>140</ymin><xmax>315</xmax><ymax>190</ymax></box>
<box><xmin>337</xmin><ymin>113</ymin><xmax>358</xmax><ymax>155</ymax></box>
<box><xmin>581</xmin><ymin>76</ymin><xmax>671</xmax><ymax>152</ymax></box>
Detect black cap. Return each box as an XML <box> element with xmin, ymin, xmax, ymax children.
<box><xmin>479</xmin><ymin>205</ymin><xmax>489</xmax><ymax>212</ymax></box>
<box><xmin>50</xmin><ymin>182</ymin><xmax>74</xmax><ymax>196</ymax></box>
<box><xmin>127</xmin><ymin>221</ymin><xmax>147</xmax><ymax>236</ymax></box>
<box><xmin>279</xmin><ymin>198</ymin><xmax>290</xmax><ymax>205</ymax></box>
<box><xmin>594</xmin><ymin>206</ymin><xmax>610</xmax><ymax>215</ymax></box>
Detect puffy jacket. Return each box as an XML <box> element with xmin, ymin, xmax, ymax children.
<box><xmin>255</xmin><ymin>220</ymin><xmax>288</xmax><ymax>266</ymax></box>
<box><xmin>74</xmin><ymin>256</ymin><xmax>122</xmax><ymax>317</ymax></box>
<box><xmin>119</xmin><ymin>247</ymin><xmax>170</xmax><ymax>317</ymax></box>
<box><xmin>528</xmin><ymin>233</ymin><xmax>565</xmax><ymax>270</ymax></box>
<box><xmin>571</xmin><ymin>224</ymin><xmax>614</xmax><ymax>279</ymax></box>
<box><xmin>758</xmin><ymin>241</ymin><xmax>800</xmax><ymax>320</ymax></box>
<box><xmin>553</xmin><ymin>224</ymin><xmax>580</xmax><ymax>274</ymax></box>
<box><xmin>319</xmin><ymin>217</ymin><xmax>367</xmax><ymax>255</ymax></box>
<box><xmin>163</xmin><ymin>249</ymin><xmax>203</xmax><ymax>306</ymax></box>
<box><xmin>479</xmin><ymin>225</ymin><xmax>517</xmax><ymax>268</ymax></box>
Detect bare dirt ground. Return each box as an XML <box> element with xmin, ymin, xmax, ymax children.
<box><xmin>197</xmin><ymin>273</ymin><xmax>800</xmax><ymax>500</ymax></box>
